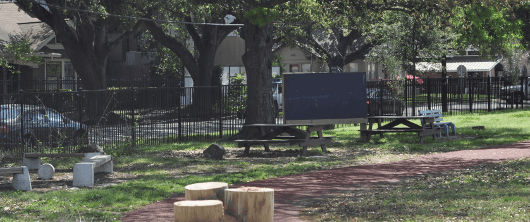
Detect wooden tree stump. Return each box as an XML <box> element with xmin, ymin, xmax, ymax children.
<box><xmin>224</xmin><ymin>187</ymin><xmax>274</xmax><ymax>222</ymax></box>
<box><xmin>174</xmin><ymin>200</ymin><xmax>223</xmax><ymax>222</ymax></box>
<box><xmin>185</xmin><ymin>182</ymin><xmax>228</xmax><ymax>202</ymax></box>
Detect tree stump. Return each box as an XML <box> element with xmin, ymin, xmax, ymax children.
<box><xmin>174</xmin><ymin>200</ymin><xmax>223</xmax><ymax>222</ymax></box>
<box><xmin>185</xmin><ymin>182</ymin><xmax>228</xmax><ymax>202</ymax></box>
<box><xmin>224</xmin><ymin>187</ymin><xmax>274</xmax><ymax>222</ymax></box>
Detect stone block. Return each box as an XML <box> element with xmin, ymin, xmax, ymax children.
<box><xmin>12</xmin><ymin>166</ymin><xmax>32</xmax><ymax>191</ymax></box>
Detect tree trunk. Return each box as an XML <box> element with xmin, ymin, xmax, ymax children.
<box><xmin>185</xmin><ymin>182</ymin><xmax>228</xmax><ymax>202</ymax></box>
<box><xmin>327</xmin><ymin>56</ymin><xmax>346</xmax><ymax>73</ymax></box>
<box><xmin>224</xmin><ymin>187</ymin><xmax>274</xmax><ymax>222</ymax></box>
<box><xmin>173</xmin><ymin>200</ymin><xmax>223</xmax><ymax>222</ymax></box>
<box><xmin>241</xmin><ymin>21</ymin><xmax>275</xmax><ymax>126</ymax></box>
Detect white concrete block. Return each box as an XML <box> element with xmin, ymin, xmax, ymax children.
<box><xmin>38</xmin><ymin>163</ymin><xmax>55</xmax><ymax>180</ymax></box>
<box><xmin>12</xmin><ymin>166</ymin><xmax>32</xmax><ymax>191</ymax></box>
<box><xmin>73</xmin><ymin>162</ymin><xmax>96</xmax><ymax>187</ymax></box>
<box><xmin>83</xmin><ymin>152</ymin><xmax>102</xmax><ymax>161</ymax></box>
<box><xmin>95</xmin><ymin>160</ymin><xmax>113</xmax><ymax>173</ymax></box>
<box><xmin>23</xmin><ymin>153</ymin><xmax>41</xmax><ymax>170</ymax></box>
<box><xmin>73</xmin><ymin>155</ymin><xmax>112</xmax><ymax>187</ymax></box>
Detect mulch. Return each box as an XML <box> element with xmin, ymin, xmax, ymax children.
<box><xmin>122</xmin><ymin>141</ymin><xmax>530</xmax><ymax>222</ymax></box>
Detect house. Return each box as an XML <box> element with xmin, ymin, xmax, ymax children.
<box><xmin>213</xmin><ymin>34</ymin><xmax>386</xmax><ymax>85</ymax></box>
<box><xmin>0</xmin><ymin>2</ymin><xmax>68</xmax><ymax>94</ymax></box>
<box><xmin>0</xmin><ymin>2</ymin><xmax>151</xmax><ymax>94</ymax></box>
<box><xmin>416</xmin><ymin>48</ymin><xmax>505</xmax><ymax>78</ymax></box>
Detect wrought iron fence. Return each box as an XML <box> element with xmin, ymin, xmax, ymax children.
<box><xmin>2</xmin><ymin>76</ymin><xmax>529</xmax><ymax>159</ymax></box>
<box><xmin>0</xmin><ymin>78</ymin><xmax>183</xmax><ymax>94</ymax></box>
<box><xmin>367</xmin><ymin>76</ymin><xmax>529</xmax><ymax>117</ymax></box>
<box><xmin>0</xmin><ymin>85</ymin><xmax>249</xmax><ymax>158</ymax></box>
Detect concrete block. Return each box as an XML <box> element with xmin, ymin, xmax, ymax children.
<box><xmin>73</xmin><ymin>162</ymin><xmax>96</xmax><ymax>187</ymax></box>
<box><xmin>23</xmin><ymin>153</ymin><xmax>41</xmax><ymax>170</ymax></box>
<box><xmin>73</xmin><ymin>155</ymin><xmax>112</xmax><ymax>187</ymax></box>
<box><xmin>95</xmin><ymin>160</ymin><xmax>113</xmax><ymax>173</ymax></box>
<box><xmin>12</xmin><ymin>166</ymin><xmax>32</xmax><ymax>191</ymax></box>
<box><xmin>82</xmin><ymin>152</ymin><xmax>102</xmax><ymax>161</ymax></box>
<box><xmin>38</xmin><ymin>163</ymin><xmax>55</xmax><ymax>180</ymax></box>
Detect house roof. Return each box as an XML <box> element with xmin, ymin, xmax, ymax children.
<box><xmin>0</xmin><ymin>2</ymin><xmax>54</xmax><ymax>51</ymax></box>
<box><xmin>417</xmin><ymin>56</ymin><xmax>502</xmax><ymax>73</ymax></box>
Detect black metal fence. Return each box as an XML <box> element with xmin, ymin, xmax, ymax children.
<box><xmin>0</xmin><ymin>78</ymin><xmax>182</xmax><ymax>94</ymax></box>
<box><xmin>367</xmin><ymin>76</ymin><xmax>529</xmax><ymax>116</ymax></box>
<box><xmin>2</xmin><ymin>76</ymin><xmax>529</xmax><ymax>159</ymax></box>
<box><xmin>1</xmin><ymin>85</ymin><xmax>248</xmax><ymax>158</ymax></box>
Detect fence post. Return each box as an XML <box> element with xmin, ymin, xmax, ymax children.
<box><xmin>379</xmin><ymin>79</ymin><xmax>383</xmax><ymax>115</ymax></box>
<box><xmin>219</xmin><ymin>85</ymin><xmax>223</xmax><ymax>139</ymax></box>
<box><xmin>78</xmin><ymin>88</ymin><xmax>84</xmax><ymax>145</ymax></box>
<box><xmin>469</xmin><ymin>77</ymin><xmax>473</xmax><ymax>113</ymax></box>
<box><xmin>487</xmin><ymin>77</ymin><xmax>491</xmax><ymax>112</ymax></box>
<box><xmin>130</xmin><ymin>88</ymin><xmax>136</xmax><ymax>149</ymax></box>
<box><xmin>19</xmin><ymin>90</ymin><xmax>24</xmax><ymax>156</ymax></box>
<box><xmin>178</xmin><ymin>87</ymin><xmax>182</xmax><ymax>142</ymax></box>
<box><xmin>427</xmin><ymin>77</ymin><xmax>431</xmax><ymax>110</ymax></box>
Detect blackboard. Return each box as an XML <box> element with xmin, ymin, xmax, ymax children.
<box><xmin>283</xmin><ymin>72</ymin><xmax>367</xmax><ymax>124</ymax></box>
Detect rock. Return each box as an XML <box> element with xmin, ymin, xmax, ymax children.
<box><xmin>203</xmin><ymin>144</ymin><xmax>225</xmax><ymax>160</ymax></box>
<box><xmin>77</xmin><ymin>144</ymin><xmax>104</xmax><ymax>154</ymax></box>
<box><xmin>472</xmin><ymin>126</ymin><xmax>485</xmax><ymax>130</ymax></box>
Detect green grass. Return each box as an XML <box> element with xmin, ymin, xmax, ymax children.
<box><xmin>302</xmin><ymin>158</ymin><xmax>530</xmax><ymax>221</ymax></box>
<box><xmin>2</xmin><ymin>108</ymin><xmax>530</xmax><ymax>221</ymax></box>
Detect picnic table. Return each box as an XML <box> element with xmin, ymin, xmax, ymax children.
<box><xmin>234</xmin><ymin>124</ymin><xmax>334</xmax><ymax>156</ymax></box>
<box><xmin>359</xmin><ymin>116</ymin><xmax>441</xmax><ymax>143</ymax></box>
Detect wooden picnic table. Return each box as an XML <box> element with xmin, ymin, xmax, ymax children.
<box><xmin>235</xmin><ymin>124</ymin><xmax>334</xmax><ymax>156</ymax></box>
<box><xmin>359</xmin><ymin>116</ymin><xmax>441</xmax><ymax>143</ymax></box>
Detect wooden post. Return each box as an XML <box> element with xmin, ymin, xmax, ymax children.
<box><xmin>174</xmin><ymin>200</ymin><xmax>223</xmax><ymax>222</ymax></box>
<box><xmin>185</xmin><ymin>182</ymin><xmax>228</xmax><ymax>202</ymax></box>
<box><xmin>224</xmin><ymin>187</ymin><xmax>274</xmax><ymax>222</ymax></box>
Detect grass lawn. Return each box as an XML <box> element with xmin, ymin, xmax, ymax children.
<box><xmin>2</xmin><ymin>108</ymin><xmax>530</xmax><ymax>221</ymax></box>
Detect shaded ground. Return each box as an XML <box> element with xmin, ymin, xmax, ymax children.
<box><xmin>122</xmin><ymin>141</ymin><xmax>530</xmax><ymax>222</ymax></box>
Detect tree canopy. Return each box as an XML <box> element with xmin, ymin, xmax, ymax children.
<box><xmin>16</xmin><ymin>0</ymin><xmax>144</xmax><ymax>90</ymax></box>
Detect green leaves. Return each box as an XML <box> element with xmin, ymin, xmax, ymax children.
<box><xmin>451</xmin><ymin>4</ymin><xmax>523</xmax><ymax>58</ymax></box>
<box><xmin>244</xmin><ymin>7</ymin><xmax>278</xmax><ymax>27</ymax></box>
<box><xmin>1</xmin><ymin>40</ymin><xmax>42</xmax><ymax>71</ymax></box>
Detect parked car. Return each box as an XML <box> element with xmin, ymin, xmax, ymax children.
<box><xmin>0</xmin><ymin>104</ymin><xmax>87</xmax><ymax>149</ymax></box>
<box><xmin>366</xmin><ymin>88</ymin><xmax>405</xmax><ymax>116</ymax></box>
<box><xmin>500</xmin><ymin>77</ymin><xmax>530</xmax><ymax>104</ymax></box>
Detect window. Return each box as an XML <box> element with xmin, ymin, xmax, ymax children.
<box><xmin>46</xmin><ymin>62</ymin><xmax>61</xmax><ymax>78</ymax></box>
<box><xmin>302</xmin><ymin>64</ymin><xmax>311</xmax><ymax>72</ymax></box>
<box><xmin>64</xmin><ymin>62</ymin><xmax>74</xmax><ymax>77</ymax></box>
<box><xmin>348</xmin><ymin>63</ymin><xmax>358</xmax><ymax>72</ymax></box>
<box><xmin>272</xmin><ymin>66</ymin><xmax>281</xmax><ymax>76</ymax></box>
<box><xmin>290</xmin><ymin>64</ymin><xmax>299</xmax><ymax>73</ymax></box>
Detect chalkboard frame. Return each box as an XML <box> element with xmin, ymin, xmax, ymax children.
<box><xmin>282</xmin><ymin>72</ymin><xmax>368</xmax><ymax>125</ymax></box>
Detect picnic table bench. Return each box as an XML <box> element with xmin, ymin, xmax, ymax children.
<box><xmin>418</xmin><ymin>109</ymin><xmax>456</xmax><ymax>137</ymax></box>
<box><xmin>235</xmin><ymin>124</ymin><xmax>334</xmax><ymax>156</ymax></box>
<box><xmin>360</xmin><ymin>116</ymin><xmax>441</xmax><ymax>143</ymax></box>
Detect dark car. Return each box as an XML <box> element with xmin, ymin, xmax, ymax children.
<box><xmin>0</xmin><ymin>104</ymin><xmax>87</xmax><ymax>149</ymax></box>
<box><xmin>366</xmin><ymin>88</ymin><xmax>405</xmax><ymax>116</ymax></box>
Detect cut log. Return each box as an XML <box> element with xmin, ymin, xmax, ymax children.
<box><xmin>185</xmin><ymin>182</ymin><xmax>228</xmax><ymax>202</ymax></box>
<box><xmin>174</xmin><ymin>200</ymin><xmax>223</xmax><ymax>222</ymax></box>
<box><xmin>224</xmin><ymin>187</ymin><xmax>274</xmax><ymax>222</ymax></box>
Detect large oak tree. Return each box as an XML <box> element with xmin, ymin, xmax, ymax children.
<box><xmin>16</xmin><ymin>0</ymin><xmax>144</xmax><ymax>90</ymax></box>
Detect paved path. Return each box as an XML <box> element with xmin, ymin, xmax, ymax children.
<box><xmin>122</xmin><ymin>141</ymin><xmax>530</xmax><ymax>221</ymax></box>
